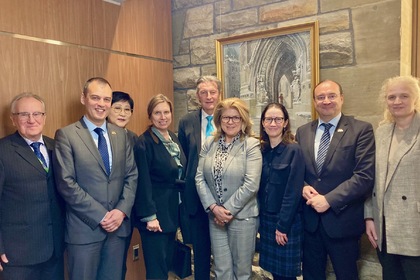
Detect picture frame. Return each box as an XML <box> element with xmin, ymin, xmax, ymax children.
<box><xmin>216</xmin><ymin>21</ymin><xmax>319</xmax><ymax>135</ymax></box>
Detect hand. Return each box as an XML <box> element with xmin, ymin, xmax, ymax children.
<box><xmin>306</xmin><ymin>194</ymin><xmax>330</xmax><ymax>213</ymax></box>
<box><xmin>275</xmin><ymin>230</ymin><xmax>288</xmax><ymax>246</ymax></box>
<box><xmin>100</xmin><ymin>209</ymin><xmax>126</xmax><ymax>232</ymax></box>
<box><xmin>0</xmin><ymin>254</ymin><xmax>9</xmax><ymax>271</ymax></box>
<box><xmin>212</xmin><ymin>205</ymin><xmax>233</xmax><ymax>226</ymax></box>
<box><xmin>302</xmin><ymin>185</ymin><xmax>318</xmax><ymax>200</ymax></box>
<box><xmin>146</xmin><ymin>219</ymin><xmax>162</xmax><ymax>232</ymax></box>
<box><xmin>365</xmin><ymin>219</ymin><xmax>378</xmax><ymax>249</ymax></box>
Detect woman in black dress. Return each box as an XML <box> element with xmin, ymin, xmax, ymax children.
<box><xmin>258</xmin><ymin>102</ymin><xmax>304</xmax><ymax>280</ymax></box>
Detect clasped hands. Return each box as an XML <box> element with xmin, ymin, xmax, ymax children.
<box><xmin>210</xmin><ymin>204</ymin><xmax>233</xmax><ymax>226</ymax></box>
<box><xmin>100</xmin><ymin>209</ymin><xmax>126</xmax><ymax>232</ymax></box>
<box><xmin>302</xmin><ymin>186</ymin><xmax>330</xmax><ymax>213</ymax></box>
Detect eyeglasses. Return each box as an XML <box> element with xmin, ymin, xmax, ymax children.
<box><xmin>263</xmin><ymin>117</ymin><xmax>284</xmax><ymax>124</ymax></box>
<box><xmin>315</xmin><ymin>94</ymin><xmax>339</xmax><ymax>102</ymax></box>
<box><xmin>221</xmin><ymin>116</ymin><xmax>241</xmax><ymax>123</ymax></box>
<box><xmin>112</xmin><ymin>106</ymin><xmax>133</xmax><ymax>115</ymax></box>
<box><xmin>12</xmin><ymin>112</ymin><xmax>45</xmax><ymax>121</ymax></box>
<box><xmin>198</xmin><ymin>90</ymin><xmax>219</xmax><ymax>96</ymax></box>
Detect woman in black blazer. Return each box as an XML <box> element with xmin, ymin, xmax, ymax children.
<box><xmin>133</xmin><ymin>94</ymin><xmax>186</xmax><ymax>280</ymax></box>
<box><xmin>258</xmin><ymin>103</ymin><xmax>305</xmax><ymax>280</ymax></box>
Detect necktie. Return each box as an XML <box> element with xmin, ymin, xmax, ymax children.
<box><xmin>316</xmin><ymin>123</ymin><xmax>333</xmax><ymax>174</ymax></box>
<box><xmin>31</xmin><ymin>142</ymin><xmax>48</xmax><ymax>171</ymax></box>
<box><xmin>206</xmin><ymin>115</ymin><xmax>214</xmax><ymax>138</ymax></box>
<box><xmin>94</xmin><ymin>127</ymin><xmax>110</xmax><ymax>175</ymax></box>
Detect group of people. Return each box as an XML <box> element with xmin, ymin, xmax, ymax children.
<box><xmin>0</xmin><ymin>75</ymin><xmax>419</xmax><ymax>280</ymax></box>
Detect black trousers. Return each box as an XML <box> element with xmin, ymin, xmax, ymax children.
<box><xmin>303</xmin><ymin>224</ymin><xmax>360</xmax><ymax>280</ymax></box>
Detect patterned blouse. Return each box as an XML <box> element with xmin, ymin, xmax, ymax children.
<box><xmin>213</xmin><ymin>133</ymin><xmax>241</xmax><ymax>204</ymax></box>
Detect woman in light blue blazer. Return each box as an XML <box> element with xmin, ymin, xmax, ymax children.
<box><xmin>196</xmin><ymin>98</ymin><xmax>262</xmax><ymax>280</ymax></box>
<box><xmin>365</xmin><ymin>75</ymin><xmax>420</xmax><ymax>280</ymax></box>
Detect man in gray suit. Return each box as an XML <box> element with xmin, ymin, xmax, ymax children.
<box><xmin>0</xmin><ymin>93</ymin><xmax>64</xmax><ymax>280</ymax></box>
<box><xmin>54</xmin><ymin>77</ymin><xmax>137</xmax><ymax>280</ymax></box>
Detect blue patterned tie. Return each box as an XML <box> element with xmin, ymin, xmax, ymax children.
<box><xmin>31</xmin><ymin>142</ymin><xmax>48</xmax><ymax>171</ymax></box>
<box><xmin>94</xmin><ymin>127</ymin><xmax>110</xmax><ymax>175</ymax></box>
<box><xmin>206</xmin><ymin>115</ymin><xmax>214</xmax><ymax>138</ymax></box>
<box><xmin>316</xmin><ymin>123</ymin><xmax>333</xmax><ymax>174</ymax></box>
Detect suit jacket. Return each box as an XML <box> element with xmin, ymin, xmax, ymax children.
<box><xmin>259</xmin><ymin>142</ymin><xmax>304</xmax><ymax>233</ymax></box>
<box><xmin>178</xmin><ymin>110</ymin><xmax>202</xmax><ymax>216</ymax></box>
<box><xmin>195</xmin><ymin>136</ymin><xmax>262</xmax><ymax>219</ymax></box>
<box><xmin>133</xmin><ymin>129</ymin><xmax>186</xmax><ymax>233</ymax></box>
<box><xmin>295</xmin><ymin>115</ymin><xmax>375</xmax><ymax>238</ymax></box>
<box><xmin>53</xmin><ymin>119</ymin><xmax>138</xmax><ymax>244</ymax></box>
<box><xmin>365</xmin><ymin>113</ymin><xmax>420</xmax><ymax>256</ymax></box>
<box><xmin>0</xmin><ymin>132</ymin><xmax>64</xmax><ymax>265</ymax></box>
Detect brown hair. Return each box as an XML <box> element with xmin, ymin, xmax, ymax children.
<box><xmin>260</xmin><ymin>102</ymin><xmax>295</xmax><ymax>150</ymax></box>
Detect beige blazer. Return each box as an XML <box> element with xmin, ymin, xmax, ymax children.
<box><xmin>365</xmin><ymin>113</ymin><xmax>420</xmax><ymax>256</ymax></box>
<box><xmin>195</xmin><ymin>136</ymin><xmax>262</xmax><ymax>219</ymax></box>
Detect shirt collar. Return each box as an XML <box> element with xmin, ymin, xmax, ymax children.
<box><xmin>83</xmin><ymin>116</ymin><xmax>108</xmax><ymax>133</ymax></box>
<box><xmin>318</xmin><ymin>112</ymin><xmax>342</xmax><ymax>128</ymax></box>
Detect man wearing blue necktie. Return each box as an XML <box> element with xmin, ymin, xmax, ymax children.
<box><xmin>53</xmin><ymin>77</ymin><xmax>137</xmax><ymax>280</ymax></box>
<box><xmin>0</xmin><ymin>93</ymin><xmax>64</xmax><ymax>280</ymax></box>
<box><xmin>296</xmin><ymin>80</ymin><xmax>375</xmax><ymax>280</ymax></box>
<box><xmin>178</xmin><ymin>75</ymin><xmax>221</xmax><ymax>279</ymax></box>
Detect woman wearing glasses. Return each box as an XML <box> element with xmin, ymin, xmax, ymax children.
<box><xmin>107</xmin><ymin>91</ymin><xmax>137</xmax><ymax>280</ymax></box>
<box><xmin>196</xmin><ymin>98</ymin><xmax>262</xmax><ymax>280</ymax></box>
<box><xmin>107</xmin><ymin>91</ymin><xmax>137</xmax><ymax>146</ymax></box>
<box><xmin>258</xmin><ymin>103</ymin><xmax>304</xmax><ymax>280</ymax></box>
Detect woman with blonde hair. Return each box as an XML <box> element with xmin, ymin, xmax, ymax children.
<box><xmin>133</xmin><ymin>94</ymin><xmax>186</xmax><ymax>280</ymax></box>
<box><xmin>365</xmin><ymin>75</ymin><xmax>420</xmax><ymax>280</ymax></box>
<box><xmin>196</xmin><ymin>97</ymin><xmax>262</xmax><ymax>280</ymax></box>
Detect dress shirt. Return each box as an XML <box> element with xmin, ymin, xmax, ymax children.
<box><xmin>83</xmin><ymin>116</ymin><xmax>113</xmax><ymax>170</ymax></box>
<box><xmin>23</xmin><ymin>135</ymin><xmax>50</xmax><ymax>168</ymax></box>
<box><xmin>314</xmin><ymin>113</ymin><xmax>341</xmax><ymax>161</ymax></box>
<box><xmin>201</xmin><ymin>109</ymin><xmax>214</xmax><ymax>144</ymax></box>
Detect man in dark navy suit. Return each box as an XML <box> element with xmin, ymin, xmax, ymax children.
<box><xmin>178</xmin><ymin>75</ymin><xmax>221</xmax><ymax>279</ymax></box>
<box><xmin>0</xmin><ymin>93</ymin><xmax>64</xmax><ymax>280</ymax></box>
<box><xmin>296</xmin><ymin>80</ymin><xmax>375</xmax><ymax>280</ymax></box>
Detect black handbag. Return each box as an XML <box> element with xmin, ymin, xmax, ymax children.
<box><xmin>170</xmin><ymin>239</ymin><xmax>192</xmax><ymax>279</ymax></box>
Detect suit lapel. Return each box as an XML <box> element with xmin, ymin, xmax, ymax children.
<box><xmin>76</xmin><ymin>120</ymin><xmax>108</xmax><ymax>175</ymax></box>
<box><xmin>222</xmin><ymin>138</ymin><xmax>244</xmax><ymax>176</ymax></box>
<box><xmin>193</xmin><ymin>110</ymin><xmax>202</xmax><ymax>155</ymax></box>
<box><xmin>385</xmin><ymin>114</ymin><xmax>420</xmax><ymax>190</ymax></box>
<box><xmin>107</xmin><ymin>123</ymin><xmax>119</xmax><ymax>176</ymax></box>
<box><xmin>321</xmin><ymin>117</ymin><xmax>349</xmax><ymax>174</ymax></box>
<box><xmin>308</xmin><ymin>121</ymin><xmax>318</xmax><ymax>174</ymax></box>
<box><xmin>377</xmin><ymin>124</ymin><xmax>393</xmax><ymax>192</ymax></box>
<box><xmin>11</xmin><ymin>132</ymin><xmax>47</xmax><ymax>175</ymax></box>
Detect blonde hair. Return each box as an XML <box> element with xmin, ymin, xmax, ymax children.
<box><xmin>379</xmin><ymin>75</ymin><xmax>420</xmax><ymax>125</ymax></box>
<box><xmin>196</xmin><ymin>76</ymin><xmax>222</xmax><ymax>94</ymax></box>
<box><xmin>213</xmin><ymin>98</ymin><xmax>254</xmax><ymax>141</ymax></box>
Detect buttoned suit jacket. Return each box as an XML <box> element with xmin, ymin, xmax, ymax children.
<box><xmin>53</xmin><ymin>119</ymin><xmax>137</xmax><ymax>244</ymax></box>
<box><xmin>365</xmin><ymin>113</ymin><xmax>420</xmax><ymax>256</ymax></box>
<box><xmin>0</xmin><ymin>132</ymin><xmax>64</xmax><ymax>265</ymax></box>
<box><xmin>178</xmin><ymin>110</ymin><xmax>202</xmax><ymax>216</ymax></box>
<box><xmin>195</xmin><ymin>136</ymin><xmax>262</xmax><ymax>219</ymax></box>
<box><xmin>295</xmin><ymin>115</ymin><xmax>375</xmax><ymax>238</ymax></box>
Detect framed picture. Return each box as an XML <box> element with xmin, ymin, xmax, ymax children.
<box><xmin>216</xmin><ymin>21</ymin><xmax>319</xmax><ymax>135</ymax></box>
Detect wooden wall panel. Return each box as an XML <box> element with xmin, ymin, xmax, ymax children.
<box><xmin>0</xmin><ymin>1</ymin><xmax>173</xmax><ymax>278</ymax></box>
<box><xmin>0</xmin><ymin>0</ymin><xmax>93</xmax><ymax>46</ymax></box>
<box><xmin>0</xmin><ymin>0</ymin><xmax>172</xmax><ymax>60</ymax></box>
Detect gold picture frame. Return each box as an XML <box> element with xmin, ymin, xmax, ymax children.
<box><xmin>216</xmin><ymin>21</ymin><xmax>319</xmax><ymax>135</ymax></box>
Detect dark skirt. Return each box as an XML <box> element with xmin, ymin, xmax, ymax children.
<box><xmin>259</xmin><ymin>212</ymin><xmax>303</xmax><ymax>277</ymax></box>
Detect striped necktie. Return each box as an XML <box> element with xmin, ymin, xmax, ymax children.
<box><xmin>31</xmin><ymin>142</ymin><xmax>48</xmax><ymax>171</ymax></box>
<box><xmin>316</xmin><ymin>123</ymin><xmax>333</xmax><ymax>174</ymax></box>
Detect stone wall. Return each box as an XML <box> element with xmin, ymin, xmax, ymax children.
<box><xmin>172</xmin><ymin>0</ymin><xmax>406</xmax><ymax>279</ymax></box>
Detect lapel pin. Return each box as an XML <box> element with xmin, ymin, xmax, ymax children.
<box><xmin>111</xmin><ymin>131</ymin><xmax>117</xmax><ymax>135</ymax></box>
<box><xmin>337</xmin><ymin>129</ymin><xmax>343</xmax><ymax>133</ymax></box>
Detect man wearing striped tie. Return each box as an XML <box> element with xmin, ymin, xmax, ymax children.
<box><xmin>0</xmin><ymin>93</ymin><xmax>64</xmax><ymax>280</ymax></box>
<box><xmin>178</xmin><ymin>75</ymin><xmax>221</xmax><ymax>280</ymax></box>
<box><xmin>295</xmin><ymin>80</ymin><xmax>375</xmax><ymax>280</ymax></box>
